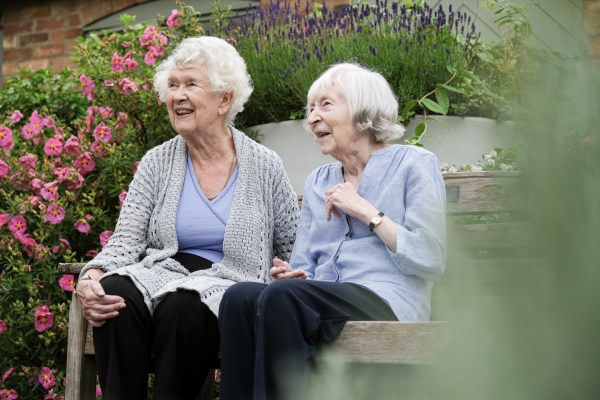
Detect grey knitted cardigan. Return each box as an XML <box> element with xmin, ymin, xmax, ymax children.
<box><xmin>80</xmin><ymin>127</ymin><xmax>299</xmax><ymax>316</ymax></box>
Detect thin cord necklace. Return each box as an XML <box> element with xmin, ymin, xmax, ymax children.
<box><xmin>207</xmin><ymin>150</ymin><xmax>236</xmax><ymax>201</ymax></box>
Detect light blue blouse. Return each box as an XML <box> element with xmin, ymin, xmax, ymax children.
<box><xmin>289</xmin><ymin>145</ymin><xmax>447</xmax><ymax>321</ymax></box>
<box><xmin>175</xmin><ymin>153</ymin><xmax>238</xmax><ymax>263</ymax></box>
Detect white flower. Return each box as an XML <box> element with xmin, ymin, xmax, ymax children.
<box><xmin>471</xmin><ymin>165</ymin><xmax>483</xmax><ymax>172</ymax></box>
<box><xmin>486</xmin><ymin>159</ymin><xmax>495</xmax><ymax>166</ymax></box>
<box><xmin>500</xmin><ymin>163</ymin><xmax>514</xmax><ymax>171</ymax></box>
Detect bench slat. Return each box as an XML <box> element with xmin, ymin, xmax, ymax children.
<box><xmin>325</xmin><ymin>321</ymin><xmax>451</xmax><ymax>364</ymax></box>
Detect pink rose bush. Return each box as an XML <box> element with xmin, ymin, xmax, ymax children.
<box><xmin>0</xmin><ymin>4</ymin><xmax>208</xmax><ymax>398</ymax></box>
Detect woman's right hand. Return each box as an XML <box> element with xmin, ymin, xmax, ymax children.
<box><xmin>270</xmin><ymin>258</ymin><xmax>307</xmax><ymax>282</ymax></box>
<box><xmin>76</xmin><ymin>270</ymin><xmax>126</xmax><ymax>328</ymax></box>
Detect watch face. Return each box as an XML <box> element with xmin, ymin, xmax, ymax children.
<box><xmin>372</xmin><ymin>215</ymin><xmax>382</xmax><ymax>225</ymax></box>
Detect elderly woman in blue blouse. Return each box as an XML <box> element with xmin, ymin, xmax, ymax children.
<box><xmin>218</xmin><ymin>63</ymin><xmax>447</xmax><ymax>400</ymax></box>
<box><xmin>73</xmin><ymin>37</ymin><xmax>298</xmax><ymax>399</ymax></box>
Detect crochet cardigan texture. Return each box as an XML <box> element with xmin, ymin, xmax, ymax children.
<box><xmin>80</xmin><ymin>128</ymin><xmax>299</xmax><ymax>316</ymax></box>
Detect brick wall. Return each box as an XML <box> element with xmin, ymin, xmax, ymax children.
<box><xmin>585</xmin><ymin>0</ymin><xmax>600</xmax><ymax>61</ymax></box>
<box><xmin>1</xmin><ymin>0</ymin><xmax>152</xmax><ymax>81</ymax></box>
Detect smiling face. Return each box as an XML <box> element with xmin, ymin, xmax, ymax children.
<box><xmin>165</xmin><ymin>66</ymin><xmax>230</xmax><ymax>138</ymax></box>
<box><xmin>307</xmin><ymin>84</ymin><xmax>362</xmax><ymax>160</ymax></box>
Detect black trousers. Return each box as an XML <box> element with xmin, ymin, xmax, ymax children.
<box><xmin>218</xmin><ymin>279</ymin><xmax>397</xmax><ymax>400</ymax></box>
<box><xmin>93</xmin><ymin>254</ymin><xmax>219</xmax><ymax>400</ymax></box>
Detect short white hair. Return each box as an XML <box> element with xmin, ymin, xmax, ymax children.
<box><xmin>154</xmin><ymin>36</ymin><xmax>253</xmax><ymax>124</ymax></box>
<box><xmin>306</xmin><ymin>63</ymin><xmax>405</xmax><ymax>143</ymax></box>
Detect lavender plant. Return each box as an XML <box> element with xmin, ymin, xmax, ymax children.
<box><xmin>213</xmin><ymin>0</ymin><xmax>485</xmax><ymax>128</ymax></box>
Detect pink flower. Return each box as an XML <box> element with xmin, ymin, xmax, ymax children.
<box><xmin>119</xmin><ymin>189</ymin><xmax>128</xmax><ymax>207</ymax></box>
<box><xmin>44</xmin><ymin>391</ymin><xmax>57</xmax><ymax>400</ymax></box>
<box><xmin>64</xmin><ymin>136</ymin><xmax>80</xmax><ymax>156</ymax></box>
<box><xmin>104</xmin><ymin>79</ymin><xmax>115</xmax><ymax>87</ymax></box>
<box><xmin>166</xmin><ymin>9</ymin><xmax>183</xmax><ymax>27</ymax></box>
<box><xmin>19</xmin><ymin>153</ymin><xmax>37</xmax><ymax>170</ymax></box>
<box><xmin>75</xmin><ymin>219</ymin><xmax>91</xmax><ymax>234</ymax></box>
<box><xmin>144</xmin><ymin>45</ymin><xmax>164</xmax><ymax>65</ymax></box>
<box><xmin>99</xmin><ymin>106</ymin><xmax>114</xmax><ymax>119</ymax></box>
<box><xmin>116</xmin><ymin>112</ymin><xmax>128</xmax><ymax>129</ymax></box>
<box><xmin>41</xmin><ymin>181</ymin><xmax>59</xmax><ymax>201</ymax></box>
<box><xmin>58</xmin><ymin>274</ymin><xmax>74</xmax><ymax>291</ymax></box>
<box><xmin>31</xmin><ymin>178</ymin><xmax>43</xmax><ymax>194</ymax></box>
<box><xmin>127</xmin><ymin>58</ymin><xmax>138</xmax><ymax>70</ymax></box>
<box><xmin>28</xmin><ymin>195</ymin><xmax>40</xmax><ymax>207</ymax></box>
<box><xmin>117</xmin><ymin>78</ymin><xmax>140</xmax><ymax>95</ymax></box>
<box><xmin>100</xmin><ymin>230</ymin><xmax>113</xmax><ymax>247</ymax></box>
<box><xmin>90</xmin><ymin>140</ymin><xmax>106</xmax><ymax>157</ymax></box>
<box><xmin>75</xmin><ymin>152</ymin><xmax>96</xmax><ymax>174</ymax></box>
<box><xmin>0</xmin><ymin>320</ymin><xmax>7</xmax><ymax>334</ymax></box>
<box><xmin>10</xmin><ymin>110</ymin><xmax>23</xmax><ymax>124</ymax></box>
<box><xmin>44</xmin><ymin>138</ymin><xmax>63</xmax><ymax>156</ymax></box>
<box><xmin>86</xmin><ymin>250</ymin><xmax>98</xmax><ymax>258</ymax></box>
<box><xmin>66</xmin><ymin>171</ymin><xmax>84</xmax><ymax>190</ymax></box>
<box><xmin>7</xmin><ymin>215</ymin><xmax>26</xmax><ymax>235</ymax></box>
<box><xmin>53</xmin><ymin>167</ymin><xmax>70</xmax><ymax>182</ymax></box>
<box><xmin>29</xmin><ymin>110</ymin><xmax>44</xmax><ymax>132</ymax></box>
<box><xmin>96</xmin><ymin>385</ymin><xmax>102</xmax><ymax>397</ymax></box>
<box><xmin>0</xmin><ymin>159</ymin><xmax>8</xmax><ymax>178</ymax></box>
<box><xmin>93</xmin><ymin>122</ymin><xmax>112</xmax><ymax>143</ymax></box>
<box><xmin>0</xmin><ymin>214</ymin><xmax>8</xmax><ymax>226</ymax></box>
<box><xmin>80</xmin><ymin>74</ymin><xmax>95</xmax><ymax>101</ymax></box>
<box><xmin>140</xmin><ymin>26</ymin><xmax>158</xmax><ymax>47</ymax></box>
<box><xmin>34</xmin><ymin>305</ymin><xmax>54</xmax><ymax>332</ymax></box>
<box><xmin>0</xmin><ymin>388</ymin><xmax>18</xmax><ymax>400</ymax></box>
<box><xmin>21</xmin><ymin>122</ymin><xmax>36</xmax><ymax>139</ymax></box>
<box><xmin>111</xmin><ymin>52</ymin><xmax>125</xmax><ymax>72</ymax></box>
<box><xmin>44</xmin><ymin>203</ymin><xmax>65</xmax><ymax>224</ymax></box>
<box><xmin>52</xmin><ymin>238</ymin><xmax>71</xmax><ymax>254</ymax></box>
<box><xmin>39</xmin><ymin>367</ymin><xmax>56</xmax><ymax>390</ymax></box>
<box><xmin>0</xmin><ymin>127</ymin><xmax>13</xmax><ymax>152</ymax></box>
<box><xmin>1</xmin><ymin>367</ymin><xmax>14</xmax><ymax>382</ymax></box>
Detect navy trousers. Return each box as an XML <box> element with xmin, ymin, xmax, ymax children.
<box><xmin>93</xmin><ymin>274</ymin><xmax>219</xmax><ymax>400</ymax></box>
<box><xmin>218</xmin><ymin>279</ymin><xmax>397</xmax><ymax>400</ymax></box>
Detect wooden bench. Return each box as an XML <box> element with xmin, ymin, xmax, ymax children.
<box><xmin>59</xmin><ymin>171</ymin><xmax>525</xmax><ymax>399</ymax></box>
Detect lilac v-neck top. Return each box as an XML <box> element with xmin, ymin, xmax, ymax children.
<box><xmin>175</xmin><ymin>153</ymin><xmax>238</xmax><ymax>263</ymax></box>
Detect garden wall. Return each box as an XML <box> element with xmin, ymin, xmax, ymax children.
<box><xmin>0</xmin><ymin>0</ymin><xmax>153</xmax><ymax>82</ymax></box>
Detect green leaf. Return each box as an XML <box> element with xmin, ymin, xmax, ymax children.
<box><xmin>415</xmin><ymin>122</ymin><xmax>426</xmax><ymax>138</ymax></box>
<box><xmin>435</xmin><ymin>88</ymin><xmax>449</xmax><ymax>115</ymax></box>
<box><xmin>421</xmin><ymin>98</ymin><xmax>446</xmax><ymax>114</ymax></box>
<box><xmin>438</xmin><ymin>84</ymin><xmax>464</xmax><ymax>94</ymax></box>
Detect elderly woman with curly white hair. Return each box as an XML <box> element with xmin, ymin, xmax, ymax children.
<box><xmin>218</xmin><ymin>63</ymin><xmax>447</xmax><ymax>400</ymax></box>
<box><xmin>73</xmin><ymin>36</ymin><xmax>299</xmax><ymax>399</ymax></box>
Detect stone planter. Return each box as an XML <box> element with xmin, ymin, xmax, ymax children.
<box><xmin>253</xmin><ymin>116</ymin><xmax>515</xmax><ymax>194</ymax></box>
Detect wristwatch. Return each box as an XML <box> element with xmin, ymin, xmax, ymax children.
<box><xmin>368</xmin><ymin>211</ymin><xmax>384</xmax><ymax>231</ymax></box>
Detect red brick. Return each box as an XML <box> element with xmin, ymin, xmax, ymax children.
<box><xmin>50</xmin><ymin>28</ymin><xmax>82</xmax><ymax>41</ymax></box>
<box><xmin>52</xmin><ymin>1</ymin><xmax>80</xmax><ymax>16</ymax></box>
<box><xmin>34</xmin><ymin>44</ymin><xmax>66</xmax><ymax>58</ymax></box>
<box><xmin>20</xmin><ymin>32</ymin><xmax>49</xmax><ymax>46</ymax></box>
<box><xmin>69</xmin><ymin>14</ymin><xmax>83</xmax><ymax>27</ymax></box>
<box><xmin>3</xmin><ymin>21</ymin><xmax>34</xmax><ymax>36</ymax></box>
<box><xmin>3</xmin><ymin>36</ymin><xmax>18</xmax><ymax>50</ymax></box>
<box><xmin>4</xmin><ymin>48</ymin><xmax>34</xmax><ymax>62</ymax></box>
<box><xmin>19</xmin><ymin>58</ymin><xmax>50</xmax><ymax>71</ymax></box>
<box><xmin>36</xmin><ymin>16</ymin><xmax>66</xmax><ymax>32</ymax></box>
<box><xmin>3</xmin><ymin>62</ymin><xmax>18</xmax><ymax>79</ymax></box>
<box><xmin>51</xmin><ymin>57</ymin><xmax>76</xmax><ymax>72</ymax></box>
<box><xmin>22</xmin><ymin>5</ymin><xmax>52</xmax><ymax>20</ymax></box>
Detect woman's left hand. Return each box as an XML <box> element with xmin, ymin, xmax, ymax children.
<box><xmin>325</xmin><ymin>182</ymin><xmax>377</xmax><ymax>222</ymax></box>
<box><xmin>270</xmin><ymin>258</ymin><xmax>307</xmax><ymax>281</ymax></box>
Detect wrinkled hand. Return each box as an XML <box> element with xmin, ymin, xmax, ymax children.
<box><xmin>325</xmin><ymin>182</ymin><xmax>374</xmax><ymax>222</ymax></box>
<box><xmin>270</xmin><ymin>258</ymin><xmax>307</xmax><ymax>282</ymax></box>
<box><xmin>77</xmin><ymin>279</ymin><xmax>126</xmax><ymax>328</ymax></box>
